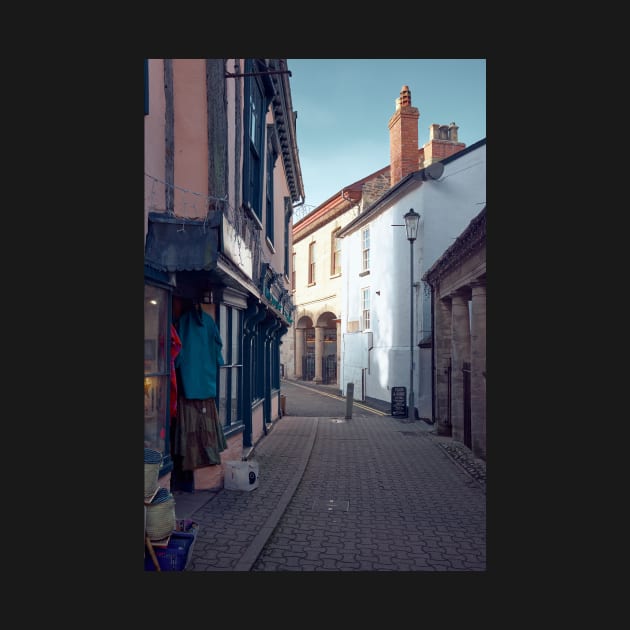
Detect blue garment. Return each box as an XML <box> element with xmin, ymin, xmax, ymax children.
<box><xmin>175</xmin><ymin>309</ymin><xmax>224</xmax><ymax>399</ymax></box>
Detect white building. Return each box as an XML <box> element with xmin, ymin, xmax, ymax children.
<box><xmin>337</xmin><ymin>138</ymin><xmax>486</xmax><ymax>420</ymax></box>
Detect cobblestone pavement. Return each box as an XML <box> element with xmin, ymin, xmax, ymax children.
<box><xmin>249</xmin><ymin>414</ymin><xmax>485</xmax><ymax>571</ymax></box>
<box><xmin>176</xmin><ymin>379</ymin><xmax>486</xmax><ymax>572</ymax></box>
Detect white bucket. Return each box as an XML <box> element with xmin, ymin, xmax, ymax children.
<box><xmin>224</xmin><ymin>460</ymin><xmax>259</xmax><ymax>491</ymax></box>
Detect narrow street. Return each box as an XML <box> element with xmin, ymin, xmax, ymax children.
<box><xmin>179</xmin><ymin>379</ymin><xmax>486</xmax><ymax>571</ymax></box>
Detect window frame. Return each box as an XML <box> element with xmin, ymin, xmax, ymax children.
<box><xmin>308</xmin><ymin>241</ymin><xmax>316</xmax><ymax>285</ymax></box>
<box><xmin>265</xmin><ymin>134</ymin><xmax>277</xmax><ymax>246</ymax></box>
<box><xmin>144</xmin><ymin>271</ymin><xmax>173</xmax><ymax>476</ymax></box>
<box><xmin>331</xmin><ymin>227</ymin><xmax>341</xmax><ymax>276</ymax></box>
<box><xmin>243</xmin><ymin>60</ymin><xmax>266</xmax><ymax>224</ymax></box>
<box><xmin>361</xmin><ymin>286</ymin><xmax>371</xmax><ymax>331</ymax></box>
<box><xmin>361</xmin><ymin>226</ymin><xmax>370</xmax><ymax>272</ymax></box>
<box><xmin>217</xmin><ymin>304</ymin><xmax>244</xmax><ymax>434</ymax></box>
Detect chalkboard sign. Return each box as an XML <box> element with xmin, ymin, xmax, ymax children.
<box><xmin>391</xmin><ymin>386</ymin><xmax>407</xmax><ymax>417</ymax></box>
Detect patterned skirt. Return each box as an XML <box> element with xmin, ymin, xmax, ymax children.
<box><xmin>174</xmin><ymin>398</ymin><xmax>227</xmax><ymax>471</ymax></box>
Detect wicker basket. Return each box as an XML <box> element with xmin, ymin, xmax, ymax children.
<box><xmin>146</xmin><ymin>487</ymin><xmax>176</xmax><ymax>541</ymax></box>
<box><xmin>144</xmin><ymin>448</ymin><xmax>162</xmax><ymax>500</ymax></box>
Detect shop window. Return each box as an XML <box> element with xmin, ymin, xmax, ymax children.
<box><xmin>144</xmin><ymin>281</ymin><xmax>171</xmax><ymax>472</ymax></box>
<box><xmin>218</xmin><ymin>304</ymin><xmax>243</xmax><ymax>431</ymax></box>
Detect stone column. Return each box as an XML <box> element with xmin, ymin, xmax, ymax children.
<box><xmin>335</xmin><ymin>319</ymin><xmax>341</xmax><ymax>390</ymax></box>
<box><xmin>313</xmin><ymin>325</ymin><xmax>324</xmax><ymax>383</ymax></box>
<box><xmin>295</xmin><ymin>327</ymin><xmax>304</xmax><ymax>379</ymax></box>
<box><xmin>450</xmin><ymin>290</ymin><xmax>471</xmax><ymax>444</ymax></box>
<box><xmin>435</xmin><ymin>296</ymin><xmax>453</xmax><ymax>436</ymax></box>
<box><xmin>470</xmin><ymin>280</ymin><xmax>486</xmax><ymax>460</ymax></box>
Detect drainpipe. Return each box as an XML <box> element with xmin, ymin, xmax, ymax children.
<box><xmin>430</xmin><ymin>282</ymin><xmax>436</xmax><ymax>424</ymax></box>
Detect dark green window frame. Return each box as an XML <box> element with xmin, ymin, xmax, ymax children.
<box><xmin>265</xmin><ymin>143</ymin><xmax>276</xmax><ymax>244</ymax></box>
<box><xmin>243</xmin><ymin>60</ymin><xmax>266</xmax><ymax>224</ymax></box>
<box><xmin>218</xmin><ymin>304</ymin><xmax>244</xmax><ymax>434</ymax></box>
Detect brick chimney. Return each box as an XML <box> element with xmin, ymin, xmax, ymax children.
<box><xmin>388</xmin><ymin>85</ymin><xmax>420</xmax><ymax>187</ymax></box>
<box><xmin>423</xmin><ymin>121</ymin><xmax>466</xmax><ymax>166</ymax></box>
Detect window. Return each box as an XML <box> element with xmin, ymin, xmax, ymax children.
<box><xmin>308</xmin><ymin>241</ymin><xmax>316</xmax><ymax>285</ymax></box>
<box><xmin>144</xmin><ymin>281</ymin><xmax>171</xmax><ymax>472</ymax></box>
<box><xmin>254</xmin><ymin>333</ymin><xmax>264</xmax><ymax>401</ymax></box>
<box><xmin>331</xmin><ymin>228</ymin><xmax>341</xmax><ymax>276</ymax></box>
<box><xmin>361</xmin><ymin>227</ymin><xmax>370</xmax><ymax>272</ymax></box>
<box><xmin>218</xmin><ymin>304</ymin><xmax>243</xmax><ymax>430</ymax></box>
<box><xmin>284</xmin><ymin>197</ymin><xmax>291</xmax><ymax>279</ymax></box>
<box><xmin>292</xmin><ymin>252</ymin><xmax>296</xmax><ymax>290</ymax></box>
<box><xmin>243</xmin><ymin>60</ymin><xmax>265</xmax><ymax>223</ymax></box>
<box><xmin>361</xmin><ymin>287</ymin><xmax>371</xmax><ymax>330</ymax></box>
<box><xmin>266</xmin><ymin>139</ymin><xmax>277</xmax><ymax>245</ymax></box>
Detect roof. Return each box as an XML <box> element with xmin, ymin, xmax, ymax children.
<box><xmin>337</xmin><ymin>138</ymin><xmax>486</xmax><ymax>239</ymax></box>
<box><xmin>422</xmin><ymin>205</ymin><xmax>487</xmax><ymax>284</ymax></box>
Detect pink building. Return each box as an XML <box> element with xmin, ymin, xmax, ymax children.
<box><xmin>144</xmin><ymin>59</ymin><xmax>303</xmax><ymax>492</ymax></box>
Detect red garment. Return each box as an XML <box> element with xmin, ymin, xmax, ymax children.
<box><xmin>170</xmin><ymin>324</ymin><xmax>182</xmax><ymax>419</ymax></box>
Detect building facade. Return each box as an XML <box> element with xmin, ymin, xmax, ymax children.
<box><xmin>144</xmin><ymin>58</ymin><xmax>304</xmax><ymax>491</ymax></box>
<box><xmin>337</xmin><ymin>138</ymin><xmax>486</xmax><ymax>418</ymax></box>
<box><xmin>284</xmin><ymin>168</ymin><xmax>390</xmax><ymax>388</ymax></box>
<box><xmin>283</xmin><ymin>85</ymin><xmax>466</xmax><ymax>396</ymax></box>
<box><xmin>423</xmin><ymin>206</ymin><xmax>486</xmax><ymax>459</ymax></box>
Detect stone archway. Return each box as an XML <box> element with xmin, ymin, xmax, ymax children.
<box><xmin>294</xmin><ymin>315</ymin><xmax>314</xmax><ymax>380</ymax></box>
<box><xmin>314</xmin><ymin>311</ymin><xmax>339</xmax><ymax>385</ymax></box>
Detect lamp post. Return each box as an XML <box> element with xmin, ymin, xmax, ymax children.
<box><xmin>404</xmin><ymin>208</ymin><xmax>420</xmax><ymax>419</ymax></box>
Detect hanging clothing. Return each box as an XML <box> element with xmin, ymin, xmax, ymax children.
<box><xmin>169</xmin><ymin>324</ymin><xmax>182</xmax><ymax>420</ymax></box>
<box><xmin>175</xmin><ymin>308</ymin><xmax>224</xmax><ymax>400</ymax></box>
<box><xmin>175</xmin><ymin>398</ymin><xmax>227</xmax><ymax>470</ymax></box>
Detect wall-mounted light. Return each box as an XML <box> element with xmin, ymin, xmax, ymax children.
<box><xmin>404</xmin><ymin>208</ymin><xmax>420</xmax><ymax>242</ymax></box>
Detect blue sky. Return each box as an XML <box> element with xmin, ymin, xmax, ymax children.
<box><xmin>286</xmin><ymin>59</ymin><xmax>486</xmax><ymax>212</ymax></box>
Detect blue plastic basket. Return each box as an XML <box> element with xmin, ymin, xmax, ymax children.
<box><xmin>145</xmin><ymin>531</ymin><xmax>196</xmax><ymax>571</ymax></box>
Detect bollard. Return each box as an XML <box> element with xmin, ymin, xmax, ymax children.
<box><xmin>345</xmin><ymin>383</ymin><xmax>354</xmax><ymax>419</ymax></box>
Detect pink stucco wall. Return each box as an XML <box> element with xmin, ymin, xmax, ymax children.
<box><xmin>144</xmin><ymin>59</ymin><xmax>167</xmax><ymax>241</ymax></box>
<box><xmin>173</xmin><ymin>60</ymin><xmax>208</xmax><ymax>219</ymax></box>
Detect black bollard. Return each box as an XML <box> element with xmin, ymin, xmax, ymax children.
<box><xmin>345</xmin><ymin>383</ymin><xmax>354</xmax><ymax>419</ymax></box>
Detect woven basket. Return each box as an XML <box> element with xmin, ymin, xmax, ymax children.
<box><xmin>144</xmin><ymin>448</ymin><xmax>162</xmax><ymax>500</ymax></box>
<box><xmin>146</xmin><ymin>487</ymin><xmax>176</xmax><ymax>540</ymax></box>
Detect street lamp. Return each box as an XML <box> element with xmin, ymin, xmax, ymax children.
<box><xmin>404</xmin><ymin>208</ymin><xmax>420</xmax><ymax>419</ymax></box>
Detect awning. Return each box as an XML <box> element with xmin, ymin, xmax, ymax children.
<box><xmin>145</xmin><ymin>211</ymin><xmax>220</xmax><ymax>272</ymax></box>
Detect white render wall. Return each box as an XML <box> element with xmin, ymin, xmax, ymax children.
<box><xmin>340</xmin><ymin>141</ymin><xmax>486</xmax><ymax>417</ymax></box>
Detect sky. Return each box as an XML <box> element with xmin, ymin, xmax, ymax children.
<box><xmin>286</xmin><ymin>59</ymin><xmax>486</xmax><ymax>214</ymax></box>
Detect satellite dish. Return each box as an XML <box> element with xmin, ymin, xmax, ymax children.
<box><xmin>424</xmin><ymin>162</ymin><xmax>444</xmax><ymax>180</ymax></box>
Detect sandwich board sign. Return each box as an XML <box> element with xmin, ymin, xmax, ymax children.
<box><xmin>391</xmin><ymin>386</ymin><xmax>407</xmax><ymax>417</ymax></box>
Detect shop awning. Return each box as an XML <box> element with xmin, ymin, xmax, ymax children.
<box><xmin>145</xmin><ymin>211</ymin><xmax>221</xmax><ymax>272</ymax></box>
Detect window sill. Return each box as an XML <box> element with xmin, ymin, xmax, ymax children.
<box><xmin>359</xmin><ymin>270</ymin><xmax>370</xmax><ymax>277</ymax></box>
<box><xmin>265</xmin><ymin>236</ymin><xmax>276</xmax><ymax>253</ymax></box>
<box><xmin>244</xmin><ymin>203</ymin><xmax>263</xmax><ymax>230</ymax></box>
